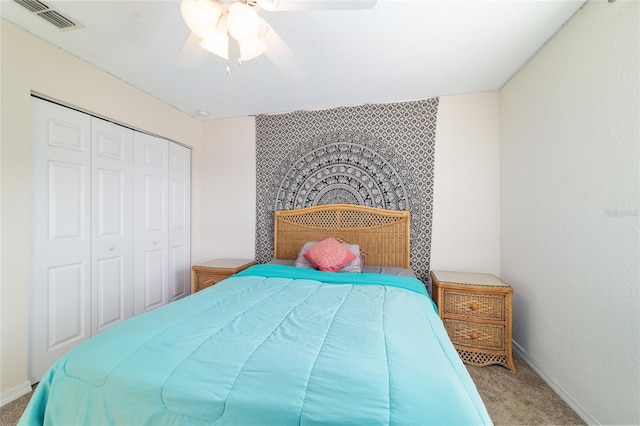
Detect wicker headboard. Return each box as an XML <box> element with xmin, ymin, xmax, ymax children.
<box><xmin>274</xmin><ymin>204</ymin><xmax>410</xmax><ymax>268</ymax></box>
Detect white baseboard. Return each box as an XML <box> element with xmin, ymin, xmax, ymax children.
<box><xmin>0</xmin><ymin>380</ymin><xmax>32</xmax><ymax>407</ymax></box>
<box><xmin>512</xmin><ymin>340</ymin><xmax>600</xmax><ymax>425</ymax></box>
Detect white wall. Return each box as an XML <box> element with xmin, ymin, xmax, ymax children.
<box><xmin>198</xmin><ymin>117</ymin><xmax>257</xmax><ymax>262</ymax></box>
<box><xmin>500</xmin><ymin>1</ymin><xmax>639</xmax><ymax>424</ymax></box>
<box><xmin>0</xmin><ymin>19</ymin><xmax>203</xmax><ymax>403</ymax></box>
<box><xmin>431</xmin><ymin>93</ymin><xmax>501</xmax><ymax>275</ymax></box>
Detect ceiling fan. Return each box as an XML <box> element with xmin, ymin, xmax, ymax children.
<box><xmin>176</xmin><ymin>0</ymin><xmax>376</xmax><ymax>84</ymax></box>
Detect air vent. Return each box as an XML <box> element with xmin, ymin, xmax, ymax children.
<box><xmin>39</xmin><ymin>10</ymin><xmax>76</xmax><ymax>29</ymax></box>
<box><xmin>13</xmin><ymin>0</ymin><xmax>82</xmax><ymax>31</ymax></box>
<box><xmin>14</xmin><ymin>0</ymin><xmax>48</xmax><ymax>13</ymax></box>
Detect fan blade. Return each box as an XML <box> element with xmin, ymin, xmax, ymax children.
<box><xmin>175</xmin><ymin>33</ymin><xmax>209</xmax><ymax>70</ymax></box>
<box><xmin>257</xmin><ymin>0</ymin><xmax>376</xmax><ymax>11</ymax></box>
<box><xmin>261</xmin><ymin>23</ymin><xmax>309</xmax><ymax>84</ymax></box>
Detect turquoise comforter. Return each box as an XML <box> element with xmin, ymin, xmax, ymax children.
<box><xmin>20</xmin><ymin>265</ymin><xmax>492</xmax><ymax>425</ymax></box>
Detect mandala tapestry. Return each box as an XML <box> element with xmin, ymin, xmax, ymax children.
<box><xmin>255</xmin><ymin>98</ymin><xmax>439</xmax><ymax>289</ymax></box>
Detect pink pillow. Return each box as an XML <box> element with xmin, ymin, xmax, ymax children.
<box><xmin>303</xmin><ymin>237</ymin><xmax>357</xmax><ymax>272</ymax></box>
<box><xmin>295</xmin><ymin>241</ymin><xmax>363</xmax><ymax>272</ymax></box>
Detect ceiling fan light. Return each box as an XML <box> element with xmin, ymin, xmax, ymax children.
<box><xmin>227</xmin><ymin>2</ymin><xmax>261</xmax><ymax>42</ymax></box>
<box><xmin>199</xmin><ymin>15</ymin><xmax>229</xmax><ymax>59</ymax></box>
<box><xmin>256</xmin><ymin>0</ymin><xmax>280</xmax><ymax>11</ymax></box>
<box><xmin>238</xmin><ymin>37</ymin><xmax>266</xmax><ymax>61</ymax></box>
<box><xmin>181</xmin><ymin>0</ymin><xmax>222</xmax><ymax>40</ymax></box>
<box><xmin>199</xmin><ymin>33</ymin><xmax>229</xmax><ymax>60</ymax></box>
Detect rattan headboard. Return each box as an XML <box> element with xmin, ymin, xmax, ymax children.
<box><xmin>274</xmin><ymin>204</ymin><xmax>410</xmax><ymax>268</ymax></box>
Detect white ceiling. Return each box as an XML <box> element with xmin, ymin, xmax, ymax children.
<box><xmin>1</xmin><ymin>0</ymin><xmax>585</xmax><ymax>120</ymax></box>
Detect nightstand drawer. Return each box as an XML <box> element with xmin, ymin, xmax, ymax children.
<box><xmin>192</xmin><ymin>259</ymin><xmax>256</xmax><ymax>293</ymax></box>
<box><xmin>442</xmin><ymin>290</ymin><xmax>505</xmax><ymax>320</ymax></box>
<box><xmin>431</xmin><ymin>271</ymin><xmax>515</xmax><ymax>371</ymax></box>
<box><xmin>444</xmin><ymin>319</ymin><xmax>505</xmax><ymax>350</ymax></box>
<box><xmin>195</xmin><ymin>273</ymin><xmax>229</xmax><ymax>292</ymax></box>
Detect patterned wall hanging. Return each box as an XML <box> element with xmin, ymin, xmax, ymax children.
<box><xmin>255</xmin><ymin>98</ymin><xmax>439</xmax><ymax>287</ymax></box>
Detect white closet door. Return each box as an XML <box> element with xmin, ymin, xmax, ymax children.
<box><xmin>91</xmin><ymin>117</ymin><xmax>134</xmax><ymax>334</ymax></box>
<box><xmin>134</xmin><ymin>132</ymin><xmax>169</xmax><ymax>314</ymax></box>
<box><xmin>30</xmin><ymin>98</ymin><xmax>91</xmax><ymax>382</ymax></box>
<box><xmin>168</xmin><ymin>143</ymin><xmax>191</xmax><ymax>301</ymax></box>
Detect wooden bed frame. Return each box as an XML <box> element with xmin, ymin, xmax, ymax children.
<box><xmin>274</xmin><ymin>204</ymin><xmax>410</xmax><ymax>268</ymax></box>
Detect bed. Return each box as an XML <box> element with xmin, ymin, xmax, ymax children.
<box><xmin>20</xmin><ymin>204</ymin><xmax>492</xmax><ymax>425</ymax></box>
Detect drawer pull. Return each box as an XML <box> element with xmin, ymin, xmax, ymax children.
<box><xmin>469</xmin><ymin>302</ymin><xmax>479</xmax><ymax>311</ymax></box>
<box><xmin>470</xmin><ymin>331</ymin><xmax>479</xmax><ymax>340</ymax></box>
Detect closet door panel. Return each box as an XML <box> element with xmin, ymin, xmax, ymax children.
<box><xmin>168</xmin><ymin>143</ymin><xmax>191</xmax><ymax>301</ymax></box>
<box><xmin>143</xmin><ymin>249</ymin><xmax>166</xmax><ymax>308</ymax></box>
<box><xmin>47</xmin><ymin>262</ymin><xmax>86</xmax><ymax>350</ymax></box>
<box><xmin>96</xmin><ymin>256</ymin><xmax>125</xmax><ymax>327</ymax></box>
<box><xmin>48</xmin><ymin>161</ymin><xmax>85</xmax><ymax>240</ymax></box>
<box><xmin>30</xmin><ymin>98</ymin><xmax>91</xmax><ymax>383</ymax></box>
<box><xmin>134</xmin><ymin>133</ymin><xmax>169</xmax><ymax>314</ymax></box>
<box><xmin>31</xmin><ymin>98</ymin><xmax>192</xmax><ymax>383</ymax></box>
<box><xmin>91</xmin><ymin>117</ymin><xmax>134</xmax><ymax>334</ymax></box>
<box><xmin>170</xmin><ymin>245</ymin><xmax>188</xmax><ymax>300</ymax></box>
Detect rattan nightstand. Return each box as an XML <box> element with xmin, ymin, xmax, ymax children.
<box><xmin>192</xmin><ymin>259</ymin><xmax>256</xmax><ymax>293</ymax></box>
<box><xmin>430</xmin><ymin>271</ymin><xmax>515</xmax><ymax>372</ymax></box>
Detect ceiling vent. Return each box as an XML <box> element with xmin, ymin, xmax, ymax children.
<box><xmin>13</xmin><ymin>0</ymin><xmax>83</xmax><ymax>31</ymax></box>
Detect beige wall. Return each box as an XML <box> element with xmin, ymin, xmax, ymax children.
<box><xmin>500</xmin><ymin>1</ymin><xmax>639</xmax><ymax>424</ymax></box>
<box><xmin>198</xmin><ymin>93</ymin><xmax>502</xmax><ymax>275</ymax></box>
<box><xmin>0</xmin><ymin>19</ymin><xmax>203</xmax><ymax>401</ymax></box>
<box><xmin>431</xmin><ymin>92</ymin><xmax>501</xmax><ymax>275</ymax></box>
<box><xmin>198</xmin><ymin>117</ymin><xmax>257</xmax><ymax>262</ymax></box>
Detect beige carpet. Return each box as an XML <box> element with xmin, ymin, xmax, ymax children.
<box><xmin>467</xmin><ymin>352</ymin><xmax>585</xmax><ymax>425</ymax></box>
<box><xmin>0</xmin><ymin>391</ymin><xmax>32</xmax><ymax>426</ymax></box>
<box><xmin>2</xmin><ymin>352</ymin><xmax>584</xmax><ymax>425</ymax></box>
